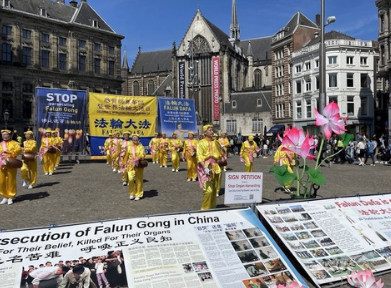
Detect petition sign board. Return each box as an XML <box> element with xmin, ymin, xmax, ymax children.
<box><xmin>0</xmin><ymin>209</ymin><xmax>308</xmax><ymax>288</ymax></box>
<box><xmin>257</xmin><ymin>194</ymin><xmax>391</xmax><ymax>286</ymax></box>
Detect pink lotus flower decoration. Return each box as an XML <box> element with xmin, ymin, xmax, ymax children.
<box><xmin>279</xmin><ymin>127</ymin><xmax>315</xmax><ymax>160</ymax></box>
<box><xmin>277</xmin><ymin>282</ymin><xmax>304</xmax><ymax>288</ymax></box>
<box><xmin>347</xmin><ymin>270</ymin><xmax>384</xmax><ymax>288</ymax></box>
<box><xmin>314</xmin><ymin>102</ymin><xmax>348</xmax><ymax>139</ymax></box>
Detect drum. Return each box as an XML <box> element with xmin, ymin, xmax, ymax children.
<box><xmin>47</xmin><ymin>147</ymin><xmax>57</xmax><ymax>153</ymax></box>
<box><xmin>177</xmin><ymin>147</ymin><xmax>183</xmax><ymax>152</ymax></box>
<box><xmin>5</xmin><ymin>158</ymin><xmax>23</xmax><ymax>168</ymax></box>
<box><xmin>218</xmin><ymin>159</ymin><xmax>227</xmax><ymax>167</ymax></box>
<box><xmin>139</xmin><ymin>159</ymin><xmax>148</xmax><ymax>168</ymax></box>
<box><xmin>22</xmin><ymin>153</ymin><xmax>36</xmax><ymax>162</ymax></box>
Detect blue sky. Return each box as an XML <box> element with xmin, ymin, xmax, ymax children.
<box><xmin>87</xmin><ymin>0</ymin><xmax>378</xmax><ymax>65</ymax></box>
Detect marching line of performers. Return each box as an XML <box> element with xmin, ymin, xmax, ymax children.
<box><xmin>0</xmin><ymin>128</ymin><xmax>63</xmax><ymax>205</ymax></box>
<box><xmin>102</xmin><ymin>125</ymin><xmax>261</xmax><ymax>210</ymax></box>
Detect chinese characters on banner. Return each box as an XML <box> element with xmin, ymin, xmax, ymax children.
<box><xmin>0</xmin><ymin>208</ymin><xmax>308</xmax><ymax>288</ymax></box>
<box><xmin>158</xmin><ymin>98</ymin><xmax>197</xmax><ymax>139</ymax></box>
<box><xmin>35</xmin><ymin>88</ymin><xmax>87</xmax><ymax>153</ymax></box>
<box><xmin>257</xmin><ymin>194</ymin><xmax>391</xmax><ymax>286</ymax></box>
<box><xmin>89</xmin><ymin>93</ymin><xmax>157</xmax><ymax>156</ymax></box>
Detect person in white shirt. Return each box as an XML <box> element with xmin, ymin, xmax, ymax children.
<box><xmin>29</xmin><ymin>266</ymin><xmax>63</xmax><ymax>288</ymax></box>
<box><xmin>95</xmin><ymin>258</ymin><xmax>110</xmax><ymax>288</ymax></box>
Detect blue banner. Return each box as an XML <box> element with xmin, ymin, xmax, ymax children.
<box><xmin>35</xmin><ymin>87</ymin><xmax>87</xmax><ymax>154</ymax></box>
<box><xmin>90</xmin><ymin>136</ymin><xmax>153</xmax><ymax>157</ymax></box>
<box><xmin>158</xmin><ymin>98</ymin><xmax>197</xmax><ymax>141</ymax></box>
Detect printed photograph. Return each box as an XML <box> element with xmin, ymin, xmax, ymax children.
<box><xmin>237</xmin><ymin>250</ymin><xmax>261</xmax><ymax>263</ymax></box>
<box><xmin>226</xmin><ymin>230</ymin><xmax>246</xmax><ymax>241</ymax></box>
<box><xmin>243</xmin><ymin>227</ymin><xmax>263</xmax><ymax>238</ymax></box>
<box><xmin>249</xmin><ymin>237</ymin><xmax>270</xmax><ymax>248</ymax></box>
<box><xmin>325</xmin><ymin>246</ymin><xmax>344</xmax><ymax>255</ymax></box>
<box><xmin>21</xmin><ymin>250</ymin><xmax>127</xmax><ymax>288</ymax></box>
<box><xmin>289</xmin><ymin>205</ymin><xmax>305</xmax><ymax>213</ymax></box>
<box><xmin>244</xmin><ymin>262</ymin><xmax>268</xmax><ymax>277</ymax></box>
<box><xmin>258</xmin><ymin>247</ymin><xmax>278</xmax><ymax>260</ymax></box>
<box><xmin>263</xmin><ymin>258</ymin><xmax>287</xmax><ymax>273</ymax></box>
<box><xmin>231</xmin><ymin>239</ymin><xmax>253</xmax><ymax>251</ymax></box>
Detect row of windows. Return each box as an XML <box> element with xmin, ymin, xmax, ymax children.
<box><xmin>2</xmin><ymin>25</ymin><xmax>115</xmax><ymax>53</ymax></box>
<box><xmin>295</xmin><ymin>97</ymin><xmax>368</xmax><ymax>119</ymax></box>
<box><xmin>231</xmin><ymin>99</ymin><xmax>263</xmax><ymax>109</ymax></box>
<box><xmin>294</xmin><ymin>73</ymin><xmax>369</xmax><ymax>94</ymax></box>
<box><xmin>294</xmin><ymin>56</ymin><xmax>368</xmax><ymax>73</ymax></box>
<box><xmin>226</xmin><ymin>119</ymin><xmax>264</xmax><ymax>133</ymax></box>
<box><xmin>2</xmin><ymin>44</ymin><xmax>115</xmax><ymax>75</ymax></box>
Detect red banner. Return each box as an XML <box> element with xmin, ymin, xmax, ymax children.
<box><xmin>212</xmin><ymin>57</ymin><xmax>220</xmax><ymax>121</ymax></box>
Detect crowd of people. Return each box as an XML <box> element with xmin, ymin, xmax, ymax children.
<box><xmin>21</xmin><ymin>250</ymin><xmax>126</xmax><ymax>288</ymax></box>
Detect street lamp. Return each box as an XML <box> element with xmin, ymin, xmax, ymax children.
<box><xmin>319</xmin><ymin>0</ymin><xmax>336</xmax><ymax>115</ymax></box>
<box><xmin>3</xmin><ymin>109</ymin><xmax>9</xmax><ymax>129</ymax></box>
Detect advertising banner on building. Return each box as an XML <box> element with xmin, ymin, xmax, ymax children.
<box><xmin>88</xmin><ymin>93</ymin><xmax>157</xmax><ymax>157</ymax></box>
<box><xmin>257</xmin><ymin>194</ymin><xmax>391</xmax><ymax>286</ymax></box>
<box><xmin>158</xmin><ymin>97</ymin><xmax>197</xmax><ymax>139</ymax></box>
<box><xmin>35</xmin><ymin>87</ymin><xmax>87</xmax><ymax>154</ymax></box>
<box><xmin>0</xmin><ymin>208</ymin><xmax>308</xmax><ymax>288</ymax></box>
<box><xmin>179</xmin><ymin>61</ymin><xmax>186</xmax><ymax>99</ymax></box>
<box><xmin>212</xmin><ymin>57</ymin><xmax>220</xmax><ymax>121</ymax></box>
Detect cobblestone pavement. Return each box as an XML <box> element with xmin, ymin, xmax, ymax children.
<box><xmin>1</xmin><ymin>154</ymin><xmax>390</xmax><ymax>287</ymax></box>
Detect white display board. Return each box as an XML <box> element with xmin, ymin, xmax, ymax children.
<box><xmin>0</xmin><ymin>208</ymin><xmax>307</xmax><ymax>288</ymax></box>
<box><xmin>224</xmin><ymin>172</ymin><xmax>263</xmax><ymax>204</ymax></box>
<box><xmin>257</xmin><ymin>194</ymin><xmax>391</xmax><ymax>286</ymax></box>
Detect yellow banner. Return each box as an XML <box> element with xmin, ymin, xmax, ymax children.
<box><xmin>89</xmin><ymin>93</ymin><xmax>157</xmax><ymax>137</ymax></box>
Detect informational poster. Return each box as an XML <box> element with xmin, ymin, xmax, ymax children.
<box><xmin>88</xmin><ymin>93</ymin><xmax>157</xmax><ymax>157</ymax></box>
<box><xmin>0</xmin><ymin>209</ymin><xmax>308</xmax><ymax>288</ymax></box>
<box><xmin>224</xmin><ymin>172</ymin><xmax>263</xmax><ymax>204</ymax></box>
<box><xmin>35</xmin><ymin>87</ymin><xmax>87</xmax><ymax>153</ymax></box>
<box><xmin>158</xmin><ymin>98</ymin><xmax>197</xmax><ymax>140</ymax></box>
<box><xmin>257</xmin><ymin>194</ymin><xmax>391</xmax><ymax>286</ymax></box>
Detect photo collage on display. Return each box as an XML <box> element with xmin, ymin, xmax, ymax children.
<box><xmin>225</xmin><ymin>227</ymin><xmax>299</xmax><ymax>287</ymax></box>
<box><xmin>263</xmin><ymin>203</ymin><xmax>391</xmax><ymax>282</ymax></box>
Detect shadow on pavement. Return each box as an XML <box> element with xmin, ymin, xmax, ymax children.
<box><xmin>15</xmin><ymin>192</ymin><xmax>50</xmax><ymax>202</ymax></box>
<box><xmin>34</xmin><ymin>182</ymin><xmax>60</xmax><ymax>188</ymax></box>
<box><xmin>143</xmin><ymin>190</ymin><xmax>158</xmax><ymax>198</ymax></box>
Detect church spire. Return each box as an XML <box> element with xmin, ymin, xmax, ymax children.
<box><xmin>121</xmin><ymin>49</ymin><xmax>129</xmax><ymax>70</ymax></box>
<box><xmin>229</xmin><ymin>0</ymin><xmax>240</xmax><ymax>45</ymax></box>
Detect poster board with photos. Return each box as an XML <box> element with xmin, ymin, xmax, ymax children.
<box><xmin>0</xmin><ymin>208</ymin><xmax>308</xmax><ymax>288</ymax></box>
<box><xmin>257</xmin><ymin>194</ymin><xmax>391</xmax><ymax>286</ymax></box>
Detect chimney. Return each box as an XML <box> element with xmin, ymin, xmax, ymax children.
<box><xmin>315</xmin><ymin>14</ymin><xmax>320</xmax><ymax>27</ymax></box>
<box><xmin>57</xmin><ymin>0</ymin><xmax>65</xmax><ymax>3</ymax></box>
<box><xmin>69</xmin><ymin>0</ymin><xmax>77</xmax><ymax>7</ymax></box>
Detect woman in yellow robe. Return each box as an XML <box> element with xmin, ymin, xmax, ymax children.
<box><xmin>183</xmin><ymin>132</ymin><xmax>198</xmax><ymax>181</ymax></box>
<box><xmin>169</xmin><ymin>132</ymin><xmax>183</xmax><ymax>172</ymax></box>
<box><xmin>21</xmin><ymin>130</ymin><xmax>37</xmax><ymax>189</ymax></box>
<box><xmin>124</xmin><ymin>134</ymin><xmax>146</xmax><ymax>201</ymax></box>
<box><xmin>0</xmin><ymin>129</ymin><xmax>22</xmax><ymax>205</ymax></box>
<box><xmin>240</xmin><ymin>136</ymin><xmax>259</xmax><ymax>172</ymax></box>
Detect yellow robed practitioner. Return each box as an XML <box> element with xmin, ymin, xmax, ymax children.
<box><xmin>183</xmin><ymin>131</ymin><xmax>198</xmax><ymax>181</ymax></box>
<box><xmin>21</xmin><ymin>130</ymin><xmax>37</xmax><ymax>189</ymax></box>
<box><xmin>124</xmin><ymin>134</ymin><xmax>146</xmax><ymax>201</ymax></box>
<box><xmin>240</xmin><ymin>135</ymin><xmax>259</xmax><ymax>172</ymax></box>
<box><xmin>197</xmin><ymin>125</ymin><xmax>224</xmax><ymax>210</ymax></box>
<box><xmin>169</xmin><ymin>132</ymin><xmax>183</xmax><ymax>172</ymax></box>
<box><xmin>0</xmin><ymin>129</ymin><xmax>22</xmax><ymax>205</ymax></box>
